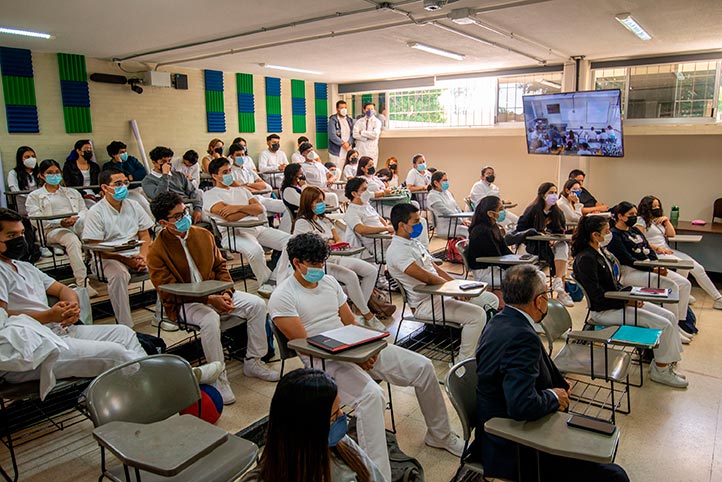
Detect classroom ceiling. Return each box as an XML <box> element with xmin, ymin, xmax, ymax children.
<box><xmin>1</xmin><ymin>0</ymin><xmax>721</xmax><ymax>84</ymax></box>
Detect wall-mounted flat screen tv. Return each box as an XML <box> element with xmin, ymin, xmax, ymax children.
<box><xmin>522</xmin><ymin>89</ymin><xmax>624</xmax><ymax>157</ymax></box>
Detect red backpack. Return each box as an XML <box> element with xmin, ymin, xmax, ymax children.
<box><xmin>445</xmin><ymin>237</ymin><xmax>465</xmax><ymax>264</ymax></box>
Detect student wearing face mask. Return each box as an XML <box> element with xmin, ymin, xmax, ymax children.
<box><xmin>342</xmin><ymin>149</ymin><xmax>360</xmax><ymax>181</ymax></box>
<box><xmin>352</xmin><ymin>102</ymin><xmax>382</xmax><ymax>163</ymax></box>
<box><xmin>299</xmin><ymin>142</ymin><xmax>340</xmax><ymax>208</ymax></box>
<box><xmin>356</xmin><ymin>157</ymin><xmax>390</xmax><ymax>199</ymax></box>
<box><xmin>517</xmin><ymin>182</ymin><xmax>574</xmax><ymax>307</ymax></box>
<box><xmin>572</xmin><ymin>215</ymin><xmax>687</xmax><ymax>388</ymax></box>
<box><xmin>342</xmin><ymin>178</ymin><xmax>395</xmax><ymax>257</ymax></box>
<box><xmin>63</xmin><ymin>139</ymin><xmax>101</xmax><ymax>208</ymax></box>
<box><xmin>328</xmin><ymin>101</ymin><xmax>355</xmax><ymax>167</ymax></box>
<box><xmin>26</xmin><ymin>160</ymin><xmax>97</xmax><ymax>297</ymax></box>
<box><xmin>468</xmin><ymin>166</ymin><xmax>519</xmax><ymax>227</ymax></box>
<box><xmin>607</xmin><ymin>202</ymin><xmax>694</xmax><ymax>338</ymax></box>
<box><xmin>201</xmin><ymin>138</ymin><xmax>224</xmax><ymax>174</ymax></box>
<box><xmin>467</xmin><ymin>196</ymin><xmax>513</xmax><ymax>287</ymax></box>
<box><xmin>636</xmin><ymin>195</ymin><xmax>722</xmax><ymax>310</ymax></box>
<box><xmin>228</xmin><ymin>143</ymin><xmax>285</xmax><ymax>217</ymax></box>
<box><xmin>7</xmin><ymin>146</ymin><xmax>40</xmax><ymax>223</ymax></box>
<box><xmin>291</xmin><ymin>136</ymin><xmax>310</xmax><ymax>165</ymax></box>
<box><xmin>259</xmin><ymin>134</ymin><xmax>288</xmax><ymax>188</ymax></box>
<box><xmin>557</xmin><ymin>178</ymin><xmax>584</xmax><ymax>225</ymax></box>
<box><xmin>103</xmin><ymin>141</ymin><xmax>147</xmax><ymax>184</ymax></box>
<box><xmin>82</xmin><ymin>168</ymin><xmax>154</xmax><ymax>327</ymax></box>
<box><xmin>230</xmin><ymin>137</ymin><xmax>258</xmax><ymax>172</ymax></box>
<box><xmin>405</xmin><ymin>154</ymin><xmax>431</xmax><ymax>193</ymax></box>
<box><xmin>148</xmin><ymin>192</ymin><xmax>279</xmax><ymax>403</ymax></box>
<box><xmin>427</xmin><ymin>171</ymin><xmax>469</xmax><ymax>239</ymax></box>
<box><xmin>384</xmin><ymin>157</ymin><xmax>399</xmax><ymax>188</ymax></box>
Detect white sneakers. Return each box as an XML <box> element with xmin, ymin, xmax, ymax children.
<box><xmin>85</xmin><ymin>284</ymin><xmax>99</xmax><ymax>298</ymax></box>
<box><xmin>714</xmin><ymin>297</ymin><xmax>722</xmax><ymax>310</ymax></box>
<box><xmin>553</xmin><ymin>278</ymin><xmax>574</xmax><ymax>307</ymax></box>
<box><xmin>678</xmin><ymin>327</ymin><xmax>692</xmax><ymax>344</ymax></box>
<box><xmin>243</xmin><ymin>358</ymin><xmax>280</xmax><ymax>382</ymax></box>
<box><xmin>257</xmin><ymin>284</ymin><xmax>274</xmax><ymax>299</ymax></box>
<box><xmin>650</xmin><ymin>363</ymin><xmax>688</xmax><ymax>388</ymax></box>
<box><xmin>151</xmin><ymin>316</ymin><xmax>179</xmax><ymax>332</ymax></box>
<box><xmin>688</xmin><ymin>294</ymin><xmax>696</xmax><ymax>305</ymax></box>
<box><xmin>39</xmin><ymin>247</ymin><xmax>53</xmax><ymax>258</ymax></box>
<box><xmin>424</xmin><ymin>432</ymin><xmax>465</xmax><ymax>457</ymax></box>
<box><xmin>193</xmin><ymin>361</ymin><xmax>224</xmax><ymax>385</ymax></box>
<box><xmin>213</xmin><ymin>379</ymin><xmax>236</xmax><ymax>405</ymax></box>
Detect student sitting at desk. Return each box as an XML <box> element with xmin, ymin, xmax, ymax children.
<box><xmin>471</xmin><ymin>264</ymin><xmax>630</xmax><ymax>481</ymax></box>
<box><xmin>517</xmin><ymin>182</ymin><xmax>574</xmax><ymax>307</ymax></box>
<box><xmin>386</xmin><ymin>203</ymin><xmax>499</xmax><ymax>362</ymax></box>
<box><xmin>203</xmin><ymin>158</ymin><xmax>290</xmax><ymax>296</ymax></box>
<box><xmin>343</xmin><ymin>178</ymin><xmax>395</xmax><ymax>259</ymax></box>
<box><xmin>7</xmin><ymin>146</ymin><xmax>40</xmax><ymax>217</ymax></box>
<box><xmin>0</xmin><ymin>208</ymin><xmax>150</xmax><ymax>385</ymax></box>
<box><xmin>404</xmin><ymin>154</ymin><xmax>431</xmax><ymax>194</ymax></box>
<box><xmin>290</xmin><ymin>136</ymin><xmax>310</xmax><ymax>165</ymax></box>
<box><xmin>82</xmin><ymin>167</ymin><xmax>154</xmax><ymax>327</ymax></box>
<box><xmin>572</xmin><ymin>216</ymin><xmax>687</xmax><ymax>388</ymax></box>
<box><xmin>171</xmin><ymin>149</ymin><xmax>201</xmax><ymax>189</ymax></box>
<box><xmin>356</xmin><ymin>157</ymin><xmax>390</xmax><ymax>199</ymax></box>
<box><xmin>148</xmin><ymin>193</ymin><xmax>279</xmax><ymax>404</ymax></box>
<box><xmin>293</xmin><ymin>187</ymin><xmax>382</xmax><ymax>331</ymax></box>
<box><xmin>26</xmin><ymin>160</ymin><xmax>98</xmax><ymax>298</ymax></box>
<box><xmin>258</xmin><ymin>134</ymin><xmax>288</xmax><ymax>187</ymax></box>
<box><xmin>299</xmin><ymin>142</ymin><xmax>340</xmax><ymax>208</ymax></box>
<box><xmin>269</xmin><ymin>233</ymin><xmax>465</xmax><ymax>482</ymax></box>
<box><xmin>63</xmin><ymin>139</ymin><xmax>101</xmax><ymax>208</ymax></box>
<box><xmin>636</xmin><ymin>195</ymin><xmax>722</xmax><ymax>310</ymax></box>
<box><xmin>557</xmin><ymin>178</ymin><xmax>583</xmax><ymax>225</ymax></box>
<box><xmin>384</xmin><ymin>156</ymin><xmax>399</xmax><ymax>188</ymax></box>
<box><xmin>341</xmin><ymin>149</ymin><xmax>359</xmax><ymax>181</ymax></box>
<box><xmin>201</xmin><ymin>138</ymin><xmax>224</xmax><ymax>174</ymax></box>
<box><xmin>468</xmin><ymin>165</ymin><xmax>518</xmax><ymax>227</ymax></box>
<box><xmin>103</xmin><ymin>140</ymin><xmax>152</xmax><ymax>217</ymax></box>
<box><xmin>568</xmin><ymin>169</ymin><xmax>609</xmax><ymax>215</ymax></box>
<box><xmin>230</xmin><ymin>137</ymin><xmax>258</xmax><ymax>172</ymax></box>
<box><xmin>467</xmin><ymin>196</ymin><xmax>513</xmax><ymax>286</ymax></box>
<box><xmin>228</xmin><ymin>143</ymin><xmax>285</xmax><ymax>217</ymax></box>
<box><xmin>427</xmin><ymin>171</ymin><xmax>468</xmax><ymax>239</ymax></box>
<box><xmin>242</xmin><ymin>367</ymin><xmax>385</xmax><ymax>482</ymax></box>
<box><xmin>607</xmin><ymin>202</ymin><xmax>694</xmax><ymax>338</ymax></box>
<box><xmin>280</xmin><ymin>164</ymin><xmax>305</xmax><ymax>223</ymax></box>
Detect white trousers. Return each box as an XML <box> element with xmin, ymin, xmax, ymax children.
<box><xmin>552</xmin><ymin>240</ymin><xmax>569</xmax><ymax>262</ymax></box>
<box><xmin>591</xmin><ymin>302</ymin><xmax>682</xmax><ymax>364</ymax></box>
<box><xmin>472</xmin><ymin>265</ymin><xmax>504</xmax><ymax>286</ymax></box>
<box><xmin>3</xmin><ymin>324</ymin><xmax>146</xmax><ymax>383</ymax></box>
<box><xmin>414</xmin><ymin>291</ymin><xmax>499</xmax><ymax>361</ymax></box>
<box><xmin>619</xmin><ymin>265</ymin><xmax>691</xmax><ymax>321</ymax></box>
<box><xmin>46</xmin><ymin>224</ymin><xmax>87</xmax><ymax>286</ymax></box>
<box><xmin>222</xmin><ymin>226</ymin><xmax>290</xmax><ymax>285</ymax></box>
<box><xmin>329</xmin><ymin>256</ymin><xmax>377</xmax><ymax>315</ymax></box>
<box><xmin>102</xmin><ymin>259</ymin><xmax>135</xmax><ymax>327</ymax></box>
<box><xmin>182</xmin><ymin>291</ymin><xmax>268</xmax><ymax>364</ymax></box>
<box><xmin>660</xmin><ymin>251</ymin><xmax>722</xmax><ymax>300</ymax></box>
<box><xmin>434</xmin><ymin>217</ymin><xmax>469</xmax><ymax>240</ymax></box>
<box><xmin>258</xmin><ymin>196</ymin><xmax>286</xmax><ymax>215</ymax></box>
<box><xmin>308</xmin><ymin>344</ymin><xmax>452</xmax><ymax>482</ymax></box>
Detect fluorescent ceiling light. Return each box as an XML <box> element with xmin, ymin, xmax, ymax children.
<box><xmin>408</xmin><ymin>42</ymin><xmax>465</xmax><ymax>61</ymax></box>
<box><xmin>539</xmin><ymin>79</ymin><xmax>561</xmax><ymax>89</ymax></box>
<box><xmin>615</xmin><ymin>13</ymin><xmax>651</xmax><ymax>41</ymax></box>
<box><xmin>260</xmin><ymin>63</ymin><xmax>322</xmax><ymax>75</ymax></box>
<box><xmin>0</xmin><ymin>27</ymin><xmax>52</xmax><ymax>39</ymax></box>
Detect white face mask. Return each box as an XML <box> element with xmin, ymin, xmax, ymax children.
<box><xmin>360</xmin><ymin>190</ymin><xmax>373</xmax><ymax>204</ymax></box>
<box><xmin>339</xmin><ymin>108</ymin><xmax>348</xmax><ymax>116</ymax></box>
<box><xmin>307</xmin><ymin>151</ymin><xmax>319</xmax><ymax>161</ymax></box>
<box><xmin>23</xmin><ymin>157</ymin><xmax>37</xmax><ymax>169</ymax></box>
<box><xmin>600</xmin><ymin>232</ymin><xmax>613</xmax><ymax>247</ymax></box>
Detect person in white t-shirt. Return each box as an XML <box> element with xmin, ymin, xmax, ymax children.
<box><xmin>290</xmin><ymin>136</ymin><xmax>309</xmax><ymax>165</ymax></box>
<box><xmin>228</xmin><ymin>143</ymin><xmax>285</xmax><ymax>216</ymax></box>
<box><xmin>298</xmin><ymin>142</ymin><xmax>339</xmax><ymax>207</ymax></box>
<box><xmin>342</xmin><ymin>149</ymin><xmax>360</xmax><ymax>181</ymax></box>
<box><xmin>427</xmin><ymin>171</ymin><xmax>469</xmax><ymax>239</ymax></box>
<box><xmin>0</xmin><ymin>208</ymin><xmax>148</xmax><ymax>385</ymax></box>
<box><xmin>230</xmin><ymin>137</ymin><xmax>257</xmax><ymax>172</ymax></box>
<box><xmin>203</xmin><ymin>157</ymin><xmax>290</xmax><ymax>295</ymax></box>
<box><xmin>258</xmin><ymin>134</ymin><xmax>288</xmax><ymax>188</ymax></box>
<box><xmin>269</xmin><ymin>233</ymin><xmax>465</xmax><ymax>482</ymax></box>
<box><xmin>405</xmin><ymin>154</ymin><xmax>431</xmax><ymax>193</ymax></box>
<box><xmin>81</xmin><ymin>168</ymin><xmax>154</xmax><ymax>327</ymax></box>
<box><xmin>469</xmin><ymin>166</ymin><xmax>518</xmax><ymax>227</ymax></box>
<box><xmin>386</xmin><ymin>203</ymin><xmax>499</xmax><ymax>362</ymax></box>
<box><xmin>352</xmin><ymin>102</ymin><xmax>382</xmax><ymax>162</ymax></box>
<box><xmin>171</xmin><ymin>149</ymin><xmax>201</xmax><ymax>189</ymax></box>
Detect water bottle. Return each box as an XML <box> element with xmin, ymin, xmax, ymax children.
<box><xmin>670</xmin><ymin>205</ymin><xmax>679</xmax><ymax>228</ymax></box>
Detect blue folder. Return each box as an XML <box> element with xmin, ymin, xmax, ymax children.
<box><xmin>611</xmin><ymin>325</ymin><xmax>662</xmax><ymax>346</ymax></box>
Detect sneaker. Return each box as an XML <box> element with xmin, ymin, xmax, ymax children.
<box><xmin>52</xmin><ymin>247</ymin><xmax>65</xmax><ymax>255</ymax></box>
<box><xmin>40</xmin><ymin>247</ymin><xmax>52</xmax><ymax>258</ymax></box>
<box><xmin>424</xmin><ymin>432</ymin><xmax>465</xmax><ymax>457</ymax></box>
<box><xmin>362</xmin><ymin>315</ymin><xmax>386</xmax><ymax>332</ymax></box>
<box><xmin>213</xmin><ymin>380</ymin><xmax>236</xmax><ymax>405</ymax></box>
<box><xmin>678</xmin><ymin>330</ymin><xmax>691</xmax><ymax>345</ymax></box>
<box><xmin>650</xmin><ymin>363</ymin><xmax>688</xmax><ymax>388</ymax></box>
<box><xmin>713</xmin><ymin>297</ymin><xmax>722</xmax><ymax>310</ymax></box>
<box><xmin>678</xmin><ymin>321</ymin><xmax>695</xmax><ymax>337</ymax></box>
<box><xmin>243</xmin><ymin>358</ymin><xmax>280</xmax><ymax>382</ymax></box>
<box><xmin>688</xmin><ymin>294</ymin><xmax>696</xmax><ymax>305</ymax></box>
<box><xmin>151</xmin><ymin>317</ymin><xmax>179</xmax><ymax>332</ymax></box>
<box><xmin>376</xmin><ymin>277</ymin><xmax>390</xmax><ymax>290</ymax></box>
<box><xmin>670</xmin><ymin>362</ymin><xmax>687</xmax><ymax>380</ymax></box>
<box><xmin>193</xmin><ymin>361</ymin><xmax>224</xmax><ymax>385</ymax></box>
<box><xmin>85</xmin><ymin>285</ymin><xmax>100</xmax><ymax>298</ymax></box>
<box><xmin>556</xmin><ymin>290</ymin><xmax>575</xmax><ymax>307</ymax></box>
<box><xmin>257</xmin><ymin>284</ymin><xmax>274</xmax><ymax>299</ymax></box>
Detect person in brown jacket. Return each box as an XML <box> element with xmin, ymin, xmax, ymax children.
<box><xmin>147</xmin><ymin>192</ymin><xmax>279</xmax><ymax>405</ymax></box>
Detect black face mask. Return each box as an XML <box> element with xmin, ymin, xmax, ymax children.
<box><xmin>2</xmin><ymin>236</ymin><xmax>29</xmax><ymax>261</ymax></box>
<box><xmin>390</xmin><ymin>164</ymin><xmax>397</xmax><ymax>171</ymax></box>
<box><xmin>81</xmin><ymin>150</ymin><xmax>93</xmax><ymax>161</ymax></box>
<box><xmin>485</xmin><ymin>175</ymin><xmax>495</xmax><ymax>183</ymax></box>
<box><xmin>270</xmin><ymin>143</ymin><xmax>280</xmax><ymax>152</ymax></box>
<box><xmin>367</xmin><ymin>166</ymin><xmax>376</xmax><ymax>175</ymax></box>
<box><xmin>625</xmin><ymin>215</ymin><xmax>638</xmax><ymax>227</ymax></box>
<box><xmin>214</xmin><ymin>147</ymin><xmax>224</xmax><ymax>155</ymax></box>
<box><xmin>651</xmin><ymin>208</ymin><xmax>662</xmax><ymax>217</ymax></box>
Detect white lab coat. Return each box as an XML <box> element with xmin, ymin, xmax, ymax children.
<box><xmin>353</xmin><ymin>116</ymin><xmax>382</xmax><ymax>162</ymax></box>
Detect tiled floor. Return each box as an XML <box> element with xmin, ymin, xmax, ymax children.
<box><xmin>4</xmin><ymin>242</ymin><xmax>722</xmax><ymax>482</ymax></box>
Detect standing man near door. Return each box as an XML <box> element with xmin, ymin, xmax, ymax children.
<box><xmin>328</xmin><ymin>100</ymin><xmax>354</xmax><ymax>167</ymax></box>
<box><xmin>353</xmin><ymin>102</ymin><xmax>382</xmax><ymax>163</ymax></box>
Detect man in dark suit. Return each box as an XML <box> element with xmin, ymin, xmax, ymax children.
<box><xmin>471</xmin><ymin>264</ymin><xmax>629</xmax><ymax>482</ymax></box>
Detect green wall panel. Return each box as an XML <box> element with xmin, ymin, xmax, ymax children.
<box><xmin>63</xmin><ymin>106</ymin><xmax>92</xmax><ymax>133</ymax></box>
<box><xmin>57</xmin><ymin>53</ymin><xmax>87</xmax><ymax>81</ymax></box>
<box><xmin>1</xmin><ymin>76</ymin><xmax>35</xmax><ymax>105</ymax></box>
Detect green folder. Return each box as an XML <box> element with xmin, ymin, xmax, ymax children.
<box><xmin>611</xmin><ymin>325</ymin><xmax>662</xmax><ymax>346</ymax></box>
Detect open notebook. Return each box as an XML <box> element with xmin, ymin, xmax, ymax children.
<box><xmin>630</xmin><ymin>287</ymin><xmax>671</xmax><ymax>298</ymax></box>
<box><xmin>307</xmin><ymin>325</ymin><xmax>389</xmax><ymax>353</ymax></box>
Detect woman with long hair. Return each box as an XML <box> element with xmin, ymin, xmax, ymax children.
<box><xmin>467</xmin><ymin>196</ymin><xmax>513</xmax><ymax>286</ymax></box>
<box><xmin>341</xmin><ymin>149</ymin><xmax>359</xmax><ymax>181</ymax></box>
<box><xmin>427</xmin><ymin>170</ymin><xmax>468</xmax><ymax>239</ymax></box>
<box><xmin>636</xmin><ymin>195</ymin><xmax>722</xmax><ymax>310</ymax></box>
<box><xmin>293</xmin><ymin>187</ymin><xmax>383</xmax><ymax>331</ymax></box>
<box><xmin>607</xmin><ymin>202</ymin><xmax>694</xmax><ymax>338</ymax></box>
<box><xmin>63</xmin><ymin>139</ymin><xmax>101</xmax><ymax>207</ymax></box>
<box><xmin>279</xmin><ymin>163</ymin><xmax>306</xmax><ymax>235</ymax></box>
<box><xmin>516</xmin><ymin>182</ymin><xmax>574</xmax><ymax>307</ymax></box>
<box><xmin>571</xmin><ymin>215</ymin><xmax>686</xmax><ymax>388</ymax></box>
<box><xmin>355</xmin><ymin>156</ymin><xmax>389</xmax><ymax>199</ymax></box>
<box><xmin>557</xmin><ymin>178</ymin><xmax>583</xmax><ymax>226</ymax></box>
<box><xmin>384</xmin><ymin>157</ymin><xmax>399</xmax><ymax>188</ymax></box>
<box><xmin>242</xmin><ymin>368</ymin><xmax>383</xmax><ymax>482</ymax></box>
<box><xmin>201</xmin><ymin>138</ymin><xmax>224</xmax><ymax>174</ymax></box>
<box><xmin>7</xmin><ymin>146</ymin><xmax>40</xmax><ymax>218</ymax></box>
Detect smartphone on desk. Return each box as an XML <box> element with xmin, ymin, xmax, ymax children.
<box><xmin>519</xmin><ymin>254</ymin><xmax>533</xmax><ymax>260</ymax></box>
<box><xmin>567</xmin><ymin>414</ymin><xmax>615</xmax><ymax>436</ymax></box>
<box><xmin>459</xmin><ymin>282</ymin><xmax>485</xmax><ymax>291</ymax></box>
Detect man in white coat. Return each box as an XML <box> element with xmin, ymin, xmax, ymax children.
<box><xmin>352</xmin><ymin>102</ymin><xmax>382</xmax><ymax>163</ymax></box>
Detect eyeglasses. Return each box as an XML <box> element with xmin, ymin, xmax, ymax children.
<box><xmin>110</xmin><ymin>181</ymin><xmax>130</xmax><ymax>187</ymax></box>
<box><xmin>168</xmin><ymin>208</ymin><xmax>190</xmax><ymax>222</ymax></box>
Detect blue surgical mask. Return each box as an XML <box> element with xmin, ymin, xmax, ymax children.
<box><xmin>45</xmin><ymin>174</ymin><xmax>63</xmax><ymax>186</ymax></box>
<box><xmin>119</xmin><ymin>152</ymin><xmax>129</xmax><ymax>162</ymax></box>
<box><xmin>174</xmin><ymin>213</ymin><xmax>192</xmax><ymax>233</ymax></box>
<box><xmin>572</xmin><ymin>190</ymin><xmax>582</xmax><ymax>198</ymax></box>
<box><xmin>302</xmin><ymin>266</ymin><xmax>325</xmax><ymax>283</ymax></box>
<box><xmin>365</xmin><ymin>109</ymin><xmax>374</xmax><ymax>117</ymax></box>
<box><xmin>313</xmin><ymin>202</ymin><xmax>327</xmax><ymax>215</ymax></box>
<box><xmin>407</xmin><ymin>223</ymin><xmax>423</xmax><ymax>239</ymax></box>
<box><xmin>441</xmin><ymin>181</ymin><xmax>449</xmax><ymax>191</ymax></box>
<box><xmin>221</xmin><ymin>173</ymin><xmax>234</xmax><ymax>186</ymax></box>
<box><xmin>416</xmin><ymin>163</ymin><xmax>426</xmax><ymax>172</ymax></box>
<box><xmin>112</xmin><ymin>184</ymin><xmax>128</xmax><ymax>201</ymax></box>
<box><xmin>234</xmin><ymin>156</ymin><xmax>244</xmax><ymax>167</ymax></box>
<box><xmin>328</xmin><ymin>413</ymin><xmax>348</xmax><ymax>447</ymax></box>
<box><xmin>496</xmin><ymin>210</ymin><xmax>507</xmax><ymax>223</ymax></box>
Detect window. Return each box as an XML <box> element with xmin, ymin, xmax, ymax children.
<box><xmin>592</xmin><ymin>67</ymin><xmax>627</xmax><ymax>115</ymax></box>
<box><xmin>497</xmin><ymin>72</ymin><xmax>563</xmax><ymax>123</ymax></box>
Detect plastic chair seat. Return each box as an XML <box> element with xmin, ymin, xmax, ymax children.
<box><xmin>553</xmin><ymin>344</ymin><xmax>630</xmax><ymax>383</ymax></box>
